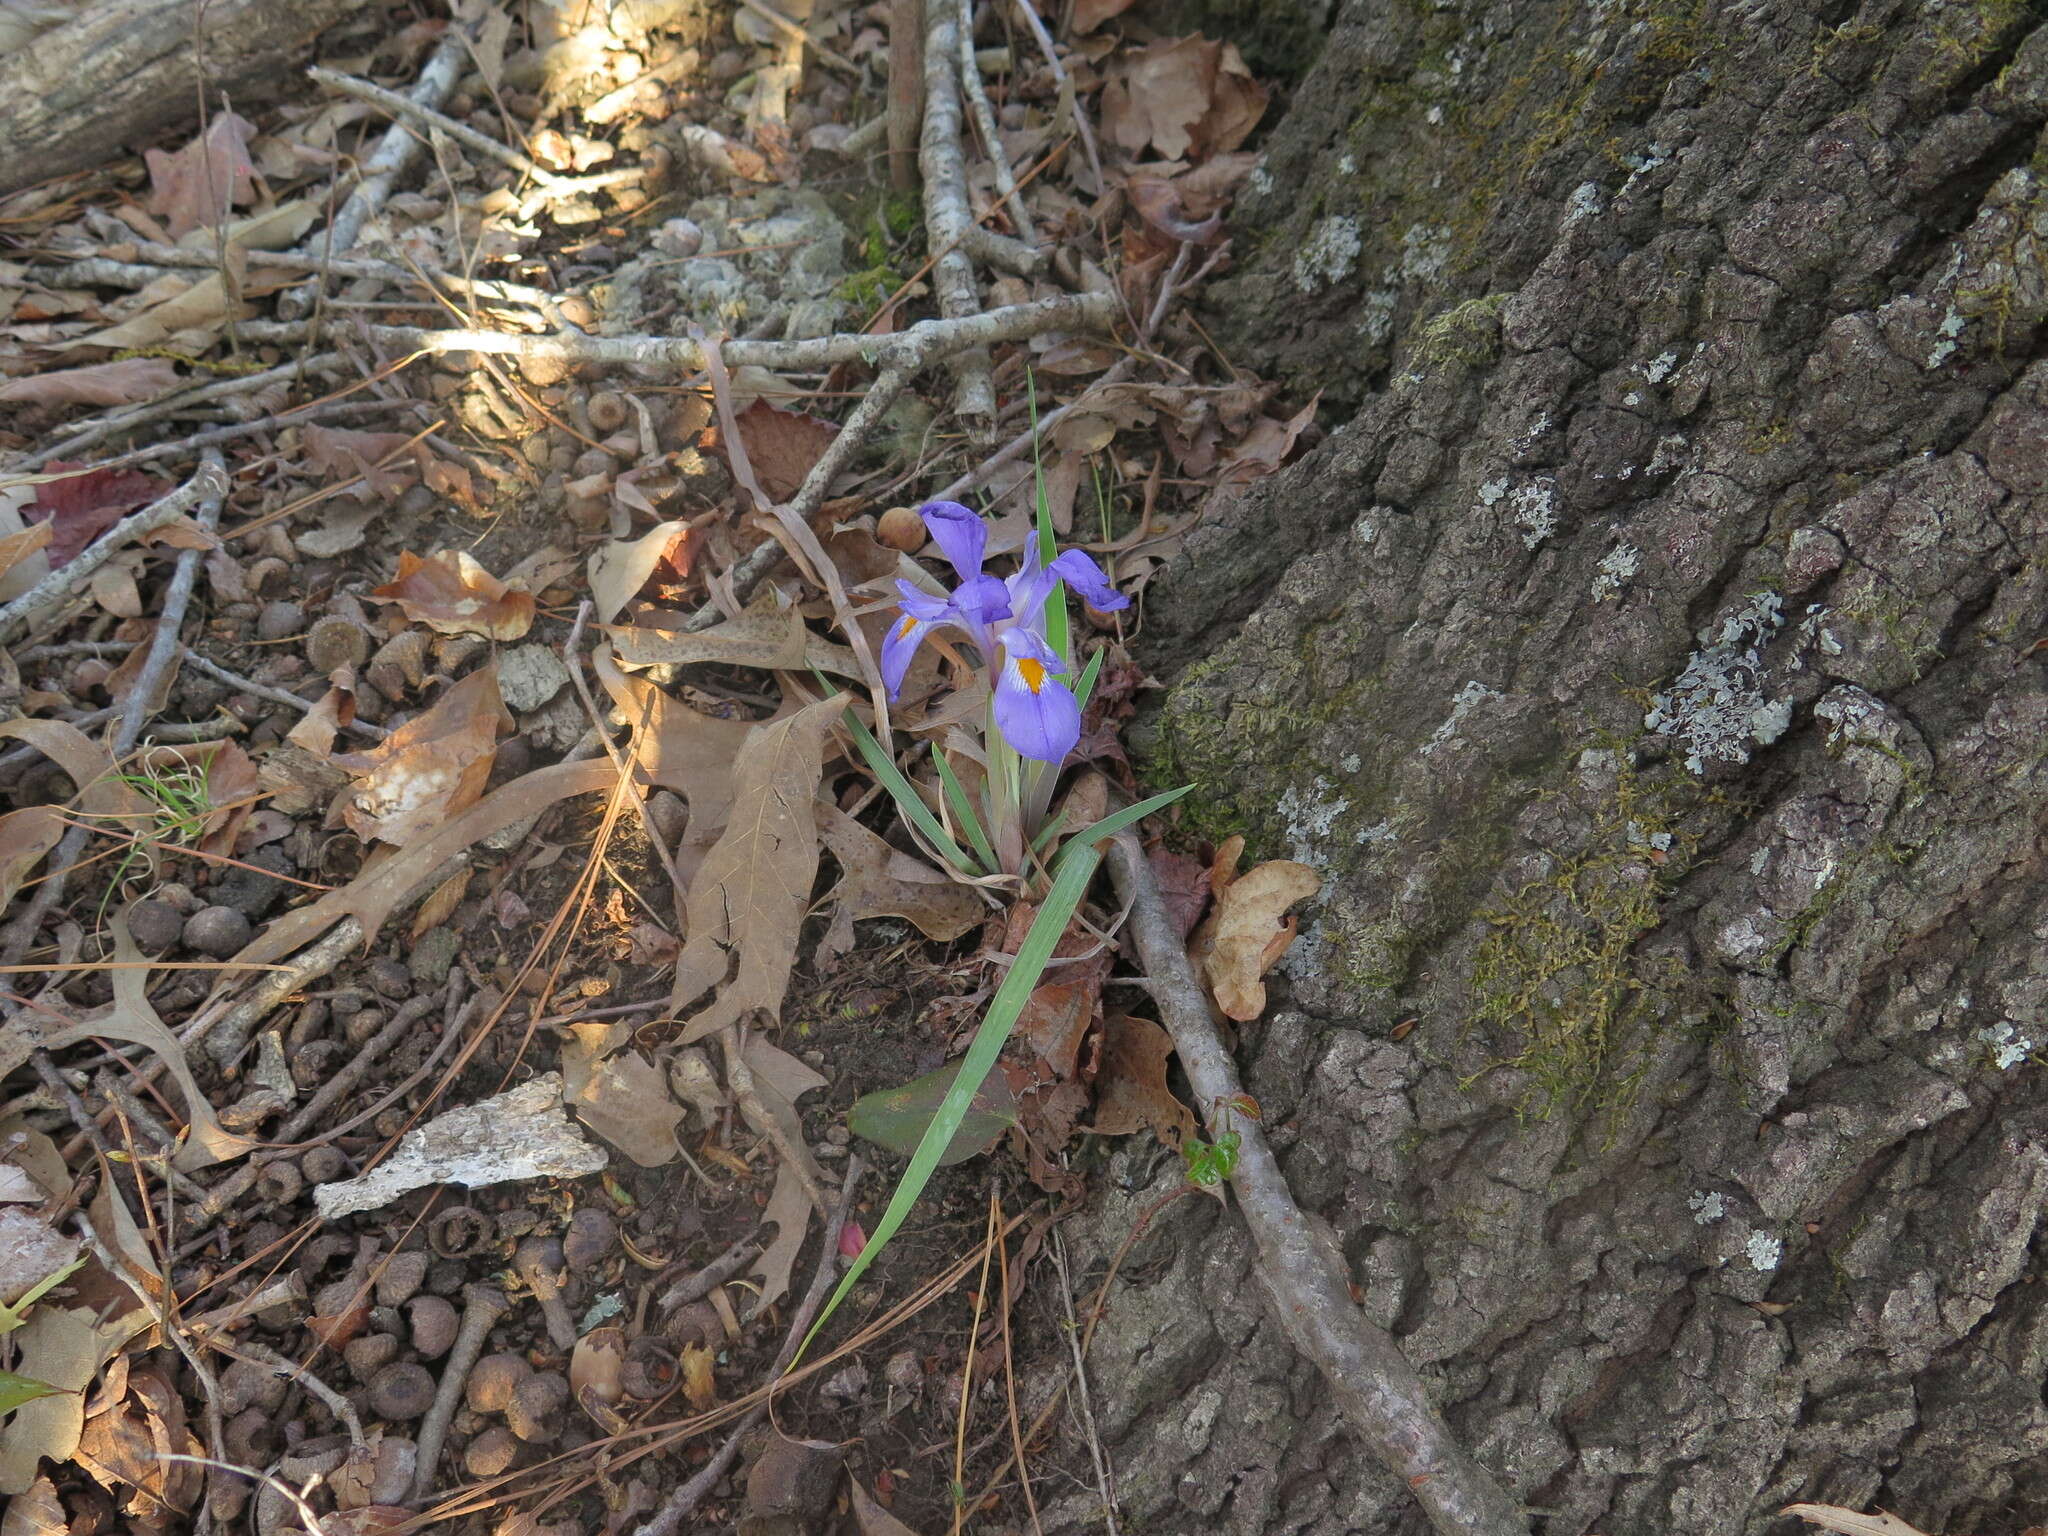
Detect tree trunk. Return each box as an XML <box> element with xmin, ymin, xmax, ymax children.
<box><xmin>1069</xmin><ymin>3</ymin><xmax>2048</xmax><ymax>1533</ymax></box>
<box><xmin>0</xmin><ymin>0</ymin><xmax>370</xmax><ymax>197</ymax></box>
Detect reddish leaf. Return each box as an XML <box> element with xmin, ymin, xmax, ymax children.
<box><xmin>144</xmin><ymin>113</ymin><xmax>258</xmax><ymax>238</ymax></box>
<box><xmin>368</xmin><ymin>550</ymin><xmax>536</xmax><ymax>640</ymax></box>
<box><xmin>1090</xmin><ymin>1013</ymin><xmax>1196</xmax><ymax>1145</ymax></box>
<box><xmin>26</xmin><ymin>462</ymin><xmax>161</xmax><ymax>568</ymax></box>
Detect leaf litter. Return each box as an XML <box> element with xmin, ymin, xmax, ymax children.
<box><xmin>0</xmin><ymin>0</ymin><xmax>1319</xmax><ymax>1522</ymax></box>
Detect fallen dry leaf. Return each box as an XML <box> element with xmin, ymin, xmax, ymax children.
<box><xmin>1089</xmin><ymin>1013</ymin><xmax>1195</xmax><ymax>1146</ymax></box>
<box><xmin>669</xmin><ymin>696</ymin><xmax>842</xmax><ymax>1044</ymax></box>
<box><xmin>369</xmin><ymin>549</ymin><xmax>536</xmax><ymax>641</ymax></box>
<box><xmin>726</xmin><ymin>399</ymin><xmax>838</xmax><ymax>502</ymax></box>
<box><xmin>1217</xmin><ymin>393</ymin><xmax>1321</xmax><ymax>485</ymax></box>
<box><xmin>408</xmin><ymin>867</ymin><xmax>472</xmax><ymax>940</ymax></box>
<box><xmin>0</xmin><ymin>358</ymin><xmax>181</xmax><ymax>408</ymax></box>
<box><xmin>562</xmin><ymin>1020</ymin><xmax>684</xmax><ymax>1168</ymax></box>
<box><xmin>848</xmin><ymin>1476</ymin><xmax>925</xmax><ymax>1536</ymax></box>
<box><xmin>611</xmin><ymin>604</ymin><xmax>860</xmax><ymax>678</ymax></box>
<box><xmin>751</xmin><ymin>1162</ymin><xmax>811</xmax><ymax>1315</ymax></box>
<box><xmin>144</xmin><ymin>113</ymin><xmax>258</xmax><ymax>238</ymax></box>
<box><xmin>817</xmin><ymin>805</ymin><xmax>983</xmax><ymax>948</ymax></box>
<box><xmin>0</xmin><ymin>806</ymin><xmax>63</xmax><ymax>912</ymax></box>
<box><xmin>336</xmin><ymin>665</ymin><xmax>513</xmax><ymax>846</ymax></box>
<box><xmin>26</xmin><ymin>463</ymin><xmax>160</xmax><ymax>568</ymax></box>
<box><xmin>587</xmin><ymin>518</ymin><xmax>692</xmax><ymax>624</ymax></box>
<box><xmin>1199</xmin><ymin>858</ymin><xmax>1320</xmax><ymax>1021</ymax></box>
<box><xmin>0</xmin><ymin>1289</ymin><xmax>153</xmax><ymax>1496</ymax></box>
<box><xmin>1099</xmin><ymin>36</ymin><xmax>1267</xmax><ymax>162</ymax></box>
<box><xmin>286</xmin><ymin>673</ymin><xmax>358</xmax><ymax>756</ymax></box>
<box><xmin>301</xmin><ymin>424</ymin><xmax>421</xmax><ymax>501</ymax></box>
<box><xmin>0</xmin><ymin>520</ymin><xmax>52</xmax><ymax>599</ymax></box>
<box><xmin>1071</xmin><ymin>0</ymin><xmax>1139</xmax><ymax>31</ymax></box>
<box><xmin>678</xmin><ymin>1342</ymin><xmax>716</xmax><ymax>1411</ymax></box>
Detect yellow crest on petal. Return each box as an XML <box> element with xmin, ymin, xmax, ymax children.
<box><xmin>1016</xmin><ymin>657</ymin><xmax>1048</xmax><ymax>693</ymax></box>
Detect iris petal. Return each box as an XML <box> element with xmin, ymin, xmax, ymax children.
<box><xmin>955</xmin><ymin>573</ymin><xmax>1014</xmax><ymax>628</ymax></box>
<box><xmin>993</xmin><ymin>649</ymin><xmax>1082</xmax><ymax>763</ymax></box>
<box><xmin>881</xmin><ymin>612</ymin><xmax>931</xmax><ymax>699</ymax></box>
<box><xmin>895</xmin><ymin>580</ymin><xmax>953</xmax><ymax>622</ymax></box>
<box><xmin>1049</xmin><ymin>549</ymin><xmax>1129</xmax><ymax>612</ymax></box>
<box><xmin>918</xmin><ymin>501</ymin><xmax>987</xmax><ymax>583</ymax></box>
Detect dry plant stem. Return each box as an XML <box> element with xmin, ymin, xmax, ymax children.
<box><xmin>0</xmin><ymin>457</ymin><xmax>227</xmax><ymax>644</ymax></box>
<box><xmin>565</xmin><ymin>602</ymin><xmax>687</xmax><ymax>909</ymax></box>
<box><xmin>936</xmin><ymin>357</ymin><xmax>1134</xmax><ymax>503</ymax></box>
<box><xmin>956</xmin><ymin>0</ymin><xmax>1037</xmax><ymax>244</ymax></box>
<box><xmin>1102</xmin><ymin>833</ymin><xmax>1529</xmax><ymax>1536</ymax></box>
<box><xmin>1051</xmin><ymin>1225</ymin><xmax>1120</xmax><ymax>1535</ymax></box>
<box><xmin>185</xmin><ymin>918</ymin><xmax>365</xmax><ymax>1060</ymax></box>
<box><xmin>283</xmin><ymin>29</ymin><xmax>466</xmax><ymax>322</ymax></box>
<box><xmin>235</xmin><ymin>1340</ymin><xmax>365</xmax><ymax>1450</ymax></box>
<box><xmin>920</xmin><ymin>0</ymin><xmax>996</xmax><ymax>425</ymax></box>
<box><xmin>738</xmin><ymin>0</ymin><xmax>861</xmax><ymax>74</ymax></box>
<box><xmin>413</xmin><ymin>1284</ymin><xmax>510</xmax><ymax>1500</ymax></box>
<box><xmin>81</xmin><ymin>399</ymin><xmax>423</xmax><ymax>474</ymax></box>
<box><xmin>15</xmin><ymin>357</ymin><xmax>345</xmax><ymax>472</ymax></box>
<box><xmin>658</xmin><ymin>1234</ymin><xmax>762</xmax><ymax>1309</ymax></box>
<box><xmin>633</xmin><ymin>1156</ymin><xmax>866</xmax><ymax>1536</ymax></box>
<box><xmin>1010</xmin><ymin>0</ymin><xmax>1103</xmax><ymax>193</ymax></box>
<box><xmin>887</xmin><ymin>0</ymin><xmax>923</xmax><ymax>190</ymax></box>
<box><xmin>309</xmin><ymin>65</ymin><xmax>565</xmax><ymax>188</ymax></box>
<box><xmin>42</xmin><ymin>240</ymin><xmax>560</xmax><ymax>309</ymax></box>
<box><xmin>196</xmin><ymin>991</ymin><xmax>442</xmax><ymax>1219</ymax></box>
<box><xmin>182</xmin><ymin>653</ymin><xmax>389</xmax><ymax>740</ymax></box>
<box><xmin>961</xmin><ymin>223</ymin><xmax>1047</xmax><ymax>277</ymax></box>
<box><xmin>720</xmin><ymin>1026</ymin><xmax>829</xmax><ymax>1217</ymax></box>
<box><xmin>229</xmin><ymin>290</ymin><xmax>1115</xmax><ymax>378</ymax></box>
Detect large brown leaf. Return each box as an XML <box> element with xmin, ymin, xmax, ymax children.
<box><xmin>369</xmin><ymin>550</ymin><xmax>536</xmax><ymax>641</ymax></box>
<box><xmin>668</xmin><ymin>696</ymin><xmax>842</xmax><ymax>1043</ymax></box>
<box><xmin>335</xmin><ymin>666</ymin><xmax>513</xmax><ymax>846</ymax></box>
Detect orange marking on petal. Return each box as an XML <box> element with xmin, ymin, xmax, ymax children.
<box><xmin>1016</xmin><ymin>657</ymin><xmax>1047</xmax><ymax>693</ymax></box>
<box><xmin>895</xmin><ymin>614</ymin><xmax>918</xmax><ymax>639</ymax></box>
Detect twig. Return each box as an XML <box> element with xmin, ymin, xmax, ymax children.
<box><xmin>0</xmin><ymin>458</ymin><xmax>227</xmax><ymax>644</ymax></box>
<box><xmin>957</xmin><ymin>0</ymin><xmax>1037</xmax><ymax>244</ymax></box>
<box><xmin>887</xmin><ymin>0</ymin><xmax>922</xmax><ymax>189</ymax></box>
<box><xmin>936</xmin><ymin>357</ymin><xmax>1132</xmax><ymax>503</ymax></box>
<box><xmin>227</xmin><ymin>290</ymin><xmax>1117</xmax><ymax>380</ymax></box>
<box><xmin>182</xmin><ymin>653</ymin><xmax>388</xmax><ymax>740</ymax></box>
<box><xmin>183</xmin><ymin>918</ymin><xmax>365</xmax><ymax>1060</ymax></box>
<box><xmin>38</xmin><ymin>239</ymin><xmax>562</xmax><ymax>310</ymax></box>
<box><xmin>632</xmin><ymin>1156</ymin><xmax>866</xmax><ymax>1536</ymax></box>
<box><xmin>111</xmin><ymin>448</ymin><xmax>224</xmax><ymax>759</ymax></box>
<box><xmin>282</xmin><ymin>28</ymin><xmax>467</xmax><ymax>322</ymax></box>
<box><xmin>1102</xmin><ymin>833</ymin><xmax>1528</xmax><ymax>1536</ymax></box>
<box><xmin>1011</xmin><ymin>0</ymin><xmax>1103</xmax><ymax>194</ymax></box>
<box><xmin>921</xmin><ymin>0</ymin><xmax>995</xmax><ymax>426</ymax></box>
<box><xmin>1050</xmin><ymin>1227</ymin><xmax>1119</xmax><ymax>1534</ymax></box>
<box><xmin>234</xmin><ymin>1340</ymin><xmax>364</xmax><ymax>1449</ymax></box>
<box><xmin>658</xmin><ymin>1232</ymin><xmax>763</xmax><ymax>1309</ymax></box>
<box><xmin>413</xmin><ymin>1284</ymin><xmax>510</xmax><ymax>1499</ymax></box>
<box><xmin>997</xmin><ymin>1194</ymin><xmax>1044</xmax><ymax>1536</ymax></box>
<box><xmin>310</xmin><ymin>65</ymin><xmax>567</xmax><ymax>189</ymax></box>
<box><xmin>739</xmin><ymin>0</ymin><xmax>861</xmax><ymax>73</ymax></box>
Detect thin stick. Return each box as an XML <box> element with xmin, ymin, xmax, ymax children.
<box><xmin>957</xmin><ymin>0</ymin><xmax>1037</xmax><ymax>244</ymax></box>
<box><xmin>921</xmin><ymin>0</ymin><xmax>995</xmax><ymax>425</ymax></box>
<box><xmin>0</xmin><ymin>458</ymin><xmax>226</xmax><ymax>644</ymax></box>
<box><xmin>952</xmin><ymin>1191</ymin><xmax>1000</xmax><ymax>1536</ymax></box>
<box><xmin>309</xmin><ymin>65</ymin><xmax>569</xmax><ymax>189</ymax></box>
<box><xmin>737</xmin><ymin>0</ymin><xmax>861</xmax><ymax>74</ymax></box>
<box><xmin>1050</xmin><ymin>1227</ymin><xmax>1119</xmax><ymax>1535</ymax></box>
<box><xmin>1011</xmin><ymin>0</ymin><xmax>1103</xmax><ymax>194</ymax></box>
<box><xmin>182</xmin><ymin>653</ymin><xmax>388</xmax><ymax>740</ymax></box>
<box><xmin>997</xmin><ymin>1191</ymin><xmax>1043</xmax><ymax>1535</ymax></box>
<box><xmin>15</xmin><ymin>356</ymin><xmax>346</xmax><ymax>472</ymax></box>
<box><xmin>111</xmin><ymin>448</ymin><xmax>224</xmax><ymax>759</ymax></box>
<box><xmin>1102</xmin><ymin>833</ymin><xmax>1529</xmax><ymax>1536</ymax></box>
<box><xmin>631</xmin><ymin>1156</ymin><xmax>865</xmax><ymax>1536</ymax></box>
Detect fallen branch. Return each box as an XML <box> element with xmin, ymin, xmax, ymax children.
<box><xmin>1102</xmin><ymin>832</ymin><xmax>1530</xmax><ymax>1536</ymax></box>
<box><xmin>956</xmin><ymin>0</ymin><xmax>1037</xmax><ymax>245</ymax></box>
<box><xmin>229</xmin><ymin>289</ymin><xmax>1116</xmax><ymax>379</ymax></box>
<box><xmin>1010</xmin><ymin>0</ymin><xmax>1103</xmax><ymax>195</ymax></box>
<box><xmin>920</xmin><ymin>0</ymin><xmax>995</xmax><ymax>426</ymax></box>
<box><xmin>182</xmin><ymin>654</ymin><xmax>388</xmax><ymax>741</ymax></box>
<box><xmin>0</xmin><ymin>455</ymin><xmax>227</xmax><ymax>645</ymax></box>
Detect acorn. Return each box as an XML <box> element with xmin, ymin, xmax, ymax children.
<box><xmin>876</xmin><ymin>505</ymin><xmax>925</xmax><ymax>552</ymax></box>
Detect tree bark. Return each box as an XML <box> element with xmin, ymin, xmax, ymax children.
<box><xmin>0</xmin><ymin>0</ymin><xmax>371</xmax><ymax>196</ymax></box>
<box><xmin>1064</xmin><ymin>3</ymin><xmax>2048</xmax><ymax>1534</ymax></box>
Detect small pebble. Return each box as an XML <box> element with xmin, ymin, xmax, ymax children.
<box><xmin>256</xmin><ymin>600</ymin><xmax>306</xmax><ymax>642</ymax></box>
<box><xmin>367</xmin><ymin>957</ymin><xmax>411</xmax><ymax>999</ymax></box>
<box><xmin>183</xmin><ymin>905</ymin><xmax>253</xmax><ymax>958</ymax></box>
<box><xmin>410</xmin><ymin>928</ymin><xmax>461</xmax><ymax>987</ymax></box>
<box><xmin>127</xmin><ymin>898</ymin><xmax>185</xmax><ymax>953</ymax></box>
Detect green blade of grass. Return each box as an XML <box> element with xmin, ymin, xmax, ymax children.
<box><xmin>800</xmin><ymin>780</ymin><xmax>1194</xmax><ymax>1359</ymax></box>
<box><xmin>1028</xmin><ymin>371</ymin><xmax>1072</xmax><ymax>667</ymax></box>
<box><xmin>1071</xmin><ymin>648</ymin><xmax>1104</xmax><ymax>713</ymax></box>
<box><xmin>837</xmin><ymin>706</ymin><xmax>974</xmax><ymax>875</ymax></box>
<box><xmin>931</xmin><ymin>745</ymin><xmax>999</xmax><ymax>875</ymax></box>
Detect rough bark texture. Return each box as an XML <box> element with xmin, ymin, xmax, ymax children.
<box><xmin>0</xmin><ymin>0</ymin><xmax>371</xmax><ymax>196</ymax></box>
<box><xmin>1059</xmin><ymin>3</ymin><xmax>2048</xmax><ymax>1534</ymax></box>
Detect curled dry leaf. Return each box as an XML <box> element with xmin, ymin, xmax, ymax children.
<box><xmin>369</xmin><ymin>550</ymin><xmax>535</xmax><ymax>641</ymax></box>
<box><xmin>286</xmin><ymin>672</ymin><xmax>358</xmax><ymax>756</ymax></box>
<box><xmin>1089</xmin><ymin>1013</ymin><xmax>1196</xmax><ymax>1146</ymax></box>
<box><xmin>816</xmin><ymin>805</ymin><xmax>984</xmax><ymax>946</ymax></box>
<box><xmin>0</xmin><ymin>520</ymin><xmax>52</xmax><ymax>601</ymax></box>
<box><xmin>678</xmin><ymin>1342</ymin><xmax>716</xmax><ymax>1411</ymax></box>
<box><xmin>0</xmin><ymin>358</ymin><xmax>182</xmax><ymax>408</ymax></box>
<box><xmin>1197</xmin><ymin>858</ymin><xmax>1321</xmax><ymax>1022</ymax></box>
<box><xmin>336</xmin><ymin>666</ymin><xmax>513</xmax><ymax>846</ymax></box>
<box><xmin>1217</xmin><ymin>393</ymin><xmax>1321</xmax><ymax>486</ymax></box>
<box><xmin>1781</xmin><ymin>1508</ymin><xmax>1937</xmax><ymax>1536</ymax></box>
<box><xmin>587</xmin><ymin>518</ymin><xmax>692</xmax><ymax>625</ymax></box>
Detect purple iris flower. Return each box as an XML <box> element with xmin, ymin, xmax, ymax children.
<box><xmin>881</xmin><ymin>500</ymin><xmax>1127</xmax><ymax>763</ymax></box>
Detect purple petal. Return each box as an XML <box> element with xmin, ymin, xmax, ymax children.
<box><xmin>881</xmin><ymin>612</ymin><xmax>931</xmax><ymax>699</ymax></box>
<box><xmin>918</xmin><ymin>501</ymin><xmax>986</xmax><ymax>583</ymax></box>
<box><xmin>992</xmin><ymin>628</ymin><xmax>1078</xmax><ymax>762</ymax></box>
<box><xmin>895</xmin><ymin>580</ymin><xmax>953</xmax><ymax>623</ymax></box>
<box><xmin>1004</xmin><ymin>564</ymin><xmax>1061</xmax><ymax>633</ymax></box>
<box><xmin>954</xmin><ymin>573</ymin><xmax>1014</xmax><ymax>628</ymax></box>
<box><xmin>1049</xmin><ymin>549</ymin><xmax>1129</xmax><ymax>612</ymax></box>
